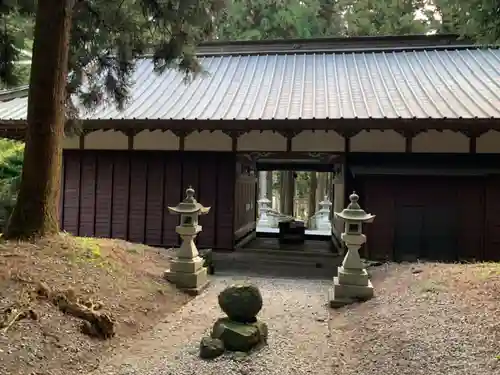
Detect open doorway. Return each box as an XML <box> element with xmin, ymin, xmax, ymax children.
<box><xmin>256</xmin><ymin>170</ymin><xmax>335</xmax><ymax>236</ymax></box>
<box><xmin>245</xmin><ymin>156</ymin><xmax>339</xmax><ymax>253</ymax></box>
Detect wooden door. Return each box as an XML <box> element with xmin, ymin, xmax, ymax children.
<box><xmin>394</xmin><ymin>205</ymin><xmax>424</xmax><ymax>261</ymax></box>
<box><xmin>422</xmin><ymin>205</ymin><xmax>458</xmax><ymax>261</ymax></box>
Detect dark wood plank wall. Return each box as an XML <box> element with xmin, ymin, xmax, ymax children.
<box><xmin>484</xmin><ymin>176</ymin><xmax>500</xmax><ymax>261</ymax></box>
<box><xmin>361</xmin><ymin>175</ymin><xmax>499</xmax><ymax>261</ymax></box>
<box><xmin>61</xmin><ymin>150</ymin><xmax>236</xmax><ymax>250</ymax></box>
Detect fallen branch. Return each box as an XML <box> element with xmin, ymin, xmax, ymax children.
<box><xmin>0</xmin><ymin>306</ymin><xmax>37</xmax><ymax>333</ymax></box>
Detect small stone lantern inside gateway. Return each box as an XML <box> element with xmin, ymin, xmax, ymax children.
<box><xmin>329</xmin><ymin>191</ymin><xmax>376</xmax><ymax>308</ymax></box>
<box><xmin>163</xmin><ymin>187</ymin><xmax>211</xmax><ymax>295</ymax></box>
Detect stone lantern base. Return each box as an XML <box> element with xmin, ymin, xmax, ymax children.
<box><xmin>329</xmin><ymin>266</ymin><xmax>374</xmax><ymax>308</ymax></box>
<box><xmin>164</xmin><ymin>255</ymin><xmax>210</xmax><ymax>296</ymax></box>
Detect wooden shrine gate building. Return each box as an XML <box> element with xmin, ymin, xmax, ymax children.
<box><xmin>0</xmin><ymin>34</ymin><xmax>500</xmax><ymax>261</ymax></box>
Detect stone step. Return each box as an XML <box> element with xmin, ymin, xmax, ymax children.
<box><xmin>213</xmin><ymin>261</ymin><xmax>334</xmax><ymax>279</ymax></box>
<box><xmin>212</xmin><ymin>251</ymin><xmax>340</xmax><ymax>279</ymax></box>
<box><xmin>213</xmin><ymin>250</ymin><xmax>341</xmax><ymax>267</ymax></box>
<box><xmin>237</xmin><ymin>246</ymin><xmax>340</xmax><ymax>260</ymax></box>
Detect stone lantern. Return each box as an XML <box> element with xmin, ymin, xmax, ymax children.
<box><xmin>329</xmin><ymin>191</ymin><xmax>375</xmax><ymax>308</ymax></box>
<box><xmin>257</xmin><ymin>197</ymin><xmax>272</xmax><ymax>228</ymax></box>
<box><xmin>164</xmin><ymin>186</ymin><xmax>211</xmax><ymax>295</ymax></box>
<box><xmin>315</xmin><ymin>195</ymin><xmax>332</xmax><ymax>232</ymax></box>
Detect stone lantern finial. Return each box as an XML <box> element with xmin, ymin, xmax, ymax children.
<box><xmin>348</xmin><ymin>191</ymin><xmax>359</xmax><ymax>205</ymax></box>
<box><xmin>186</xmin><ymin>185</ymin><xmax>194</xmax><ymax>195</ymax></box>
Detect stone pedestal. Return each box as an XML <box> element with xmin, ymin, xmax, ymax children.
<box><xmin>329</xmin><ymin>234</ymin><xmax>374</xmax><ymax>308</ymax></box>
<box><xmin>164</xmin><ymin>227</ymin><xmax>210</xmax><ymax>295</ymax></box>
<box><xmin>164</xmin><ymin>263</ymin><xmax>209</xmax><ymax>295</ymax></box>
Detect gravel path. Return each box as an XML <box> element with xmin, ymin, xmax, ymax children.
<box><xmin>91</xmin><ymin>263</ymin><xmax>500</xmax><ymax>375</ymax></box>
<box><xmin>94</xmin><ymin>275</ymin><xmax>334</xmax><ymax>375</ymax></box>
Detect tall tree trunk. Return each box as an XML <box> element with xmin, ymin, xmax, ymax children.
<box><xmin>5</xmin><ymin>0</ymin><xmax>73</xmax><ymax>239</ymax></box>
<box><xmin>279</xmin><ymin>171</ymin><xmax>286</xmax><ymax>213</ymax></box>
<box><xmin>266</xmin><ymin>170</ymin><xmax>273</xmax><ymax>208</ymax></box>
<box><xmin>308</xmin><ymin>172</ymin><xmax>317</xmax><ymax>217</ymax></box>
<box><xmin>285</xmin><ymin>171</ymin><xmax>295</xmax><ymax>216</ymax></box>
<box><xmin>326</xmin><ymin>172</ymin><xmax>333</xmax><ymax>200</ymax></box>
<box><xmin>317</xmin><ymin>172</ymin><xmax>326</xmax><ymax>201</ymax></box>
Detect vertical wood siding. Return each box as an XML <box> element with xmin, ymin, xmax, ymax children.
<box><xmin>233</xmin><ymin>173</ymin><xmax>257</xmax><ymax>241</ymax></box>
<box><xmin>61</xmin><ymin>150</ymin><xmax>236</xmax><ymax>250</ymax></box>
<box><xmin>361</xmin><ymin>175</ymin><xmax>497</xmax><ymax>261</ymax></box>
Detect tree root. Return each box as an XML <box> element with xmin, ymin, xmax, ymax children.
<box><xmin>36</xmin><ymin>282</ymin><xmax>115</xmax><ymax>340</ymax></box>
<box><xmin>0</xmin><ymin>306</ymin><xmax>38</xmax><ymax>333</ymax></box>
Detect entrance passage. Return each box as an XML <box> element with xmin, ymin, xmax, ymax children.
<box><xmin>249</xmin><ymin>152</ymin><xmax>343</xmax><ymax>257</ymax></box>
<box><xmin>256</xmin><ymin>170</ymin><xmax>335</xmax><ymax>238</ymax></box>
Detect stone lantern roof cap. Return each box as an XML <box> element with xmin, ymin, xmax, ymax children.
<box><xmin>335</xmin><ymin>191</ymin><xmax>375</xmax><ymax>222</ymax></box>
<box><xmin>319</xmin><ymin>195</ymin><xmax>332</xmax><ymax>205</ymax></box>
<box><xmin>168</xmin><ymin>186</ymin><xmax>211</xmax><ymax>215</ymax></box>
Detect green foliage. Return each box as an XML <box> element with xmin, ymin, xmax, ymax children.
<box><xmin>339</xmin><ymin>0</ymin><xmax>438</xmax><ymax>36</ymax></box>
<box><xmin>0</xmin><ymin>139</ymin><xmax>24</xmax><ymax>231</ymax></box>
<box><xmin>216</xmin><ymin>0</ymin><xmax>325</xmax><ymax>40</ymax></box>
<box><xmin>433</xmin><ymin>0</ymin><xmax>500</xmax><ymax>44</ymax></box>
<box><xmin>216</xmin><ymin>0</ymin><xmax>440</xmax><ymax>41</ymax></box>
<box><xmin>0</xmin><ymin>0</ymin><xmax>35</xmax><ymax>86</ymax></box>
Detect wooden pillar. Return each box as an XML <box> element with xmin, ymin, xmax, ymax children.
<box><xmin>333</xmin><ymin>165</ymin><xmax>345</xmax><ymax>234</ymax></box>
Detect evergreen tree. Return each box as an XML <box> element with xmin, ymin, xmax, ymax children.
<box><xmin>433</xmin><ymin>0</ymin><xmax>500</xmax><ymax>44</ymax></box>
<box><xmin>317</xmin><ymin>0</ymin><xmax>345</xmax><ymax>36</ymax></box>
<box><xmin>0</xmin><ymin>0</ymin><xmax>35</xmax><ymax>86</ymax></box>
<box><xmin>339</xmin><ymin>0</ymin><xmax>437</xmax><ymax>36</ymax></box>
<box><xmin>216</xmin><ymin>0</ymin><xmax>324</xmax><ymax>40</ymax></box>
<box><xmin>0</xmin><ymin>0</ymin><xmax>224</xmax><ymax>240</ymax></box>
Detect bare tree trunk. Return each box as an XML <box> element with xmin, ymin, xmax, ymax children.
<box><xmin>317</xmin><ymin>172</ymin><xmax>326</xmax><ymax>201</ymax></box>
<box><xmin>5</xmin><ymin>0</ymin><xmax>73</xmax><ymax>239</ymax></box>
<box><xmin>279</xmin><ymin>171</ymin><xmax>286</xmax><ymax>213</ymax></box>
<box><xmin>308</xmin><ymin>172</ymin><xmax>317</xmax><ymax>216</ymax></box>
<box><xmin>326</xmin><ymin>172</ymin><xmax>333</xmax><ymax>200</ymax></box>
<box><xmin>266</xmin><ymin>171</ymin><xmax>273</xmax><ymax>208</ymax></box>
<box><xmin>285</xmin><ymin>171</ymin><xmax>295</xmax><ymax>216</ymax></box>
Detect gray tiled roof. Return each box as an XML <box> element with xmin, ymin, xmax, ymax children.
<box><xmin>1</xmin><ymin>47</ymin><xmax>500</xmax><ymax>121</ymax></box>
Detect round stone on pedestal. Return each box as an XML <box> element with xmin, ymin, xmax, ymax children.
<box><xmin>218</xmin><ymin>284</ymin><xmax>263</xmax><ymax>323</ymax></box>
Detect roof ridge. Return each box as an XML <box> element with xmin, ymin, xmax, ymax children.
<box><xmin>192</xmin><ymin>44</ymin><xmax>493</xmax><ymax>57</ymax></box>
<box><xmin>0</xmin><ymin>85</ymin><xmax>29</xmax><ymax>101</ymax></box>
<box><xmin>195</xmin><ymin>34</ymin><xmax>477</xmax><ymax>55</ymax></box>
<box><xmin>135</xmin><ymin>44</ymin><xmax>496</xmax><ymax>60</ymax></box>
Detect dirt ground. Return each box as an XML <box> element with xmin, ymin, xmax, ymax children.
<box><xmin>0</xmin><ymin>233</ymin><xmax>190</xmax><ymax>375</ymax></box>
<box><xmin>329</xmin><ymin>262</ymin><xmax>500</xmax><ymax>375</ymax></box>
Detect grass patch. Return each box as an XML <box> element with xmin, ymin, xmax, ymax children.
<box><xmin>62</xmin><ymin>235</ymin><xmax>113</xmax><ymax>270</ymax></box>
